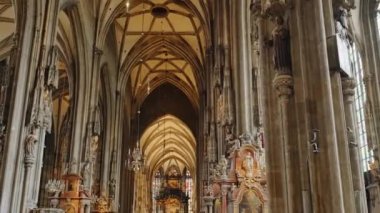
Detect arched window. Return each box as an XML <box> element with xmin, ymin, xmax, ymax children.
<box><xmin>152</xmin><ymin>169</ymin><xmax>162</xmax><ymax>212</ymax></box>
<box><xmin>349</xmin><ymin>43</ymin><xmax>373</xmax><ymax>171</ymax></box>
<box><xmin>185</xmin><ymin>169</ymin><xmax>193</xmax><ymax>212</ymax></box>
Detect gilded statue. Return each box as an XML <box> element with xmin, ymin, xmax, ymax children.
<box><xmin>369</xmin><ymin>159</ymin><xmax>380</xmax><ymax>182</ymax></box>
<box><xmin>243</xmin><ymin>152</ymin><xmax>254</xmax><ymax>178</ymax></box>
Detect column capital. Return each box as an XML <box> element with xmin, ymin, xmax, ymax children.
<box><xmin>273</xmin><ymin>74</ymin><xmax>293</xmax><ymax>101</ymax></box>
<box><xmin>342</xmin><ymin>77</ymin><xmax>356</xmax><ymax>103</ymax></box>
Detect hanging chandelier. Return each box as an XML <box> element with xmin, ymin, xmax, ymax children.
<box><xmin>128</xmin><ymin>110</ymin><xmax>144</xmax><ymax>172</ymax></box>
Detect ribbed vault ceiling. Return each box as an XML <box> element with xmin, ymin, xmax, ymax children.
<box><xmin>0</xmin><ymin>0</ymin><xmax>14</xmax><ymax>51</ymax></box>
<box><xmin>116</xmin><ymin>0</ymin><xmax>208</xmax><ymax>104</ymax></box>
<box><xmin>140</xmin><ymin>114</ymin><xmax>196</xmax><ymax>175</ymax></box>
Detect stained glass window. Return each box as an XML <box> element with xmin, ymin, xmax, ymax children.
<box><xmin>185</xmin><ymin>170</ymin><xmax>193</xmax><ymax>212</ymax></box>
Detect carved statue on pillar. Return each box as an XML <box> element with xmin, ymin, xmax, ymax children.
<box><xmin>25</xmin><ymin>127</ymin><xmax>38</xmax><ymax>159</ymax></box>
<box><xmin>347</xmin><ymin>127</ymin><xmax>357</xmax><ymax>147</ymax></box>
<box><xmin>109</xmin><ymin>178</ymin><xmax>116</xmax><ymax>198</ymax></box>
<box><xmin>90</xmin><ymin>135</ymin><xmax>99</xmax><ymax>160</ymax></box>
<box><xmin>46</xmin><ymin>46</ymin><xmax>59</xmax><ymax>89</ymax></box>
<box><xmin>42</xmin><ymin>88</ymin><xmax>53</xmax><ymax>133</ymax></box>
<box><xmin>93</xmin><ymin>106</ymin><xmax>101</xmax><ymax>135</ymax></box>
<box><xmin>217</xmin><ymin>93</ymin><xmax>225</xmax><ymax>125</ymax></box>
<box><xmin>81</xmin><ymin>161</ymin><xmax>91</xmax><ymax>192</ymax></box>
<box><xmin>219</xmin><ymin>156</ymin><xmax>228</xmax><ymax>179</ymax></box>
<box><xmin>270</xmin><ymin>16</ymin><xmax>292</xmax><ymax>75</ymax></box>
<box><xmin>333</xmin><ymin>5</ymin><xmax>352</xmax><ymax>42</ymax></box>
<box><xmin>369</xmin><ymin>159</ymin><xmax>380</xmax><ymax>182</ymax></box>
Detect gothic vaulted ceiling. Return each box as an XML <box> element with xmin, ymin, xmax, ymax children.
<box><xmin>0</xmin><ymin>0</ymin><xmax>14</xmax><ymax>56</ymax></box>
<box><xmin>115</xmin><ymin>0</ymin><xmax>209</xmax><ymax>107</ymax></box>
<box><xmin>140</xmin><ymin>115</ymin><xmax>196</xmax><ymax>176</ymax></box>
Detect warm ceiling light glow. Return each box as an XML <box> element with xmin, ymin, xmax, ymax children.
<box><xmin>126</xmin><ymin>0</ymin><xmax>130</xmax><ymax>12</ymax></box>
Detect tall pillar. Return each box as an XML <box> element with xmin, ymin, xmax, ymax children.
<box><xmin>233</xmin><ymin>0</ymin><xmax>253</xmax><ymax>138</ymax></box>
<box><xmin>0</xmin><ymin>1</ymin><xmax>60</xmax><ymax>212</ymax></box>
<box><xmin>297</xmin><ymin>0</ymin><xmax>345</xmax><ymax>211</ymax></box>
<box><xmin>342</xmin><ymin>77</ymin><xmax>368</xmax><ymax>213</ymax></box>
<box><xmin>272</xmin><ymin>74</ymin><xmax>294</xmax><ymax>213</ymax></box>
<box><xmin>330</xmin><ymin>73</ymin><xmax>356</xmax><ymax>213</ymax></box>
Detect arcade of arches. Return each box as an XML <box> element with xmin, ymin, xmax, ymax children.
<box><xmin>2</xmin><ymin>0</ymin><xmax>380</xmax><ymax>213</ymax></box>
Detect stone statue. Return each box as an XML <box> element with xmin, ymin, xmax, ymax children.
<box><xmin>45</xmin><ymin>179</ymin><xmax>65</xmax><ymax>208</ymax></box>
<box><xmin>109</xmin><ymin>178</ymin><xmax>116</xmax><ymax>198</ymax></box>
<box><xmin>90</xmin><ymin>135</ymin><xmax>99</xmax><ymax>160</ymax></box>
<box><xmin>42</xmin><ymin>88</ymin><xmax>52</xmax><ymax>133</ymax></box>
<box><xmin>243</xmin><ymin>152</ymin><xmax>254</xmax><ymax>178</ymax></box>
<box><xmin>334</xmin><ymin>6</ymin><xmax>351</xmax><ymax>42</ymax></box>
<box><xmin>369</xmin><ymin>159</ymin><xmax>380</xmax><ymax>182</ymax></box>
<box><xmin>47</xmin><ymin>46</ymin><xmax>59</xmax><ymax>89</ymax></box>
<box><xmin>217</xmin><ymin>93</ymin><xmax>224</xmax><ymax>124</ymax></box>
<box><xmin>269</xmin><ymin>16</ymin><xmax>292</xmax><ymax>74</ymax></box>
<box><xmin>227</xmin><ymin>137</ymin><xmax>240</xmax><ymax>155</ymax></box>
<box><xmin>82</xmin><ymin>161</ymin><xmax>91</xmax><ymax>190</ymax></box>
<box><xmin>25</xmin><ymin>128</ymin><xmax>38</xmax><ymax>158</ymax></box>
<box><xmin>347</xmin><ymin>127</ymin><xmax>357</xmax><ymax>147</ymax></box>
<box><xmin>219</xmin><ymin>156</ymin><xmax>228</xmax><ymax>178</ymax></box>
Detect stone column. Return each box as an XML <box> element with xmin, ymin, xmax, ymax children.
<box><xmin>0</xmin><ymin>1</ymin><xmax>51</xmax><ymax>212</ymax></box>
<box><xmin>203</xmin><ymin>196</ymin><xmax>214</xmax><ymax>213</ymax></box>
<box><xmin>298</xmin><ymin>0</ymin><xmax>345</xmax><ymax>211</ymax></box>
<box><xmin>342</xmin><ymin>77</ymin><xmax>368</xmax><ymax>213</ymax></box>
<box><xmin>233</xmin><ymin>0</ymin><xmax>253</xmax><ymax>138</ymax></box>
<box><xmin>330</xmin><ymin>73</ymin><xmax>356</xmax><ymax>213</ymax></box>
<box><xmin>272</xmin><ymin>74</ymin><xmax>294</xmax><ymax>213</ymax></box>
<box><xmin>21</xmin><ymin>129</ymin><xmax>38</xmax><ymax>213</ymax></box>
<box><xmin>220</xmin><ymin>185</ymin><xmax>229</xmax><ymax>213</ymax></box>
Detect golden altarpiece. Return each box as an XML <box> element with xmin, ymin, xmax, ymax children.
<box><xmin>207</xmin><ymin>135</ymin><xmax>268</xmax><ymax>213</ymax></box>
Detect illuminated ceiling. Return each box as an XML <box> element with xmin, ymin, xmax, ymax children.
<box><xmin>140</xmin><ymin>115</ymin><xmax>196</xmax><ymax>175</ymax></box>
<box><xmin>115</xmin><ymin>0</ymin><xmax>209</xmax><ymax>106</ymax></box>
<box><xmin>0</xmin><ymin>0</ymin><xmax>14</xmax><ymax>53</ymax></box>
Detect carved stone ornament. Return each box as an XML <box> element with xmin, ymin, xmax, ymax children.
<box><xmin>42</xmin><ymin>88</ymin><xmax>53</xmax><ymax>133</ymax></box>
<box><xmin>250</xmin><ymin>0</ymin><xmax>262</xmax><ymax>17</ymax></box>
<box><xmin>81</xmin><ymin>161</ymin><xmax>92</xmax><ymax>191</ymax></box>
<box><xmin>369</xmin><ymin>159</ymin><xmax>380</xmax><ymax>182</ymax></box>
<box><xmin>264</xmin><ymin>1</ymin><xmax>288</xmax><ymax>18</ymax></box>
<box><xmin>273</xmin><ymin>74</ymin><xmax>293</xmax><ymax>101</ymax></box>
<box><xmin>342</xmin><ymin>77</ymin><xmax>356</xmax><ymax>103</ymax></box>
<box><xmin>45</xmin><ymin>179</ymin><xmax>65</xmax><ymax>200</ymax></box>
<box><xmin>240</xmin><ymin>133</ymin><xmax>253</xmax><ymax>145</ymax></box>
<box><xmin>271</xmin><ymin>16</ymin><xmax>292</xmax><ymax>75</ymax></box>
<box><xmin>90</xmin><ymin>135</ymin><xmax>99</xmax><ymax>160</ymax></box>
<box><xmin>216</xmin><ymin>93</ymin><xmax>225</xmax><ymax>124</ymax></box>
<box><xmin>24</xmin><ymin>128</ymin><xmax>38</xmax><ymax>160</ymax></box>
<box><xmin>347</xmin><ymin>127</ymin><xmax>357</xmax><ymax>147</ymax></box>
<box><xmin>218</xmin><ymin>156</ymin><xmax>228</xmax><ymax>179</ymax></box>
<box><xmin>242</xmin><ymin>152</ymin><xmax>254</xmax><ymax>178</ymax></box>
<box><xmin>94</xmin><ymin>196</ymin><xmax>110</xmax><ymax>212</ymax></box>
<box><xmin>109</xmin><ymin>178</ymin><xmax>116</xmax><ymax>198</ymax></box>
<box><xmin>47</xmin><ymin>46</ymin><xmax>59</xmax><ymax>89</ymax></box>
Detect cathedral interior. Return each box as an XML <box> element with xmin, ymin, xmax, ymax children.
<box><xmin>1</xmin><ymin>0</ymin><xmax>380</xmax><ymax>213</ymax></box>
